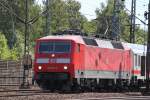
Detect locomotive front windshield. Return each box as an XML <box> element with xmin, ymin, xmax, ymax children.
<box><xmin>39</xmin><ymin>41</ymin><xmax>71</xmax><ymax>53</ymax></box>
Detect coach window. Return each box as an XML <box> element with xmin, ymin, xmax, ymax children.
<box><xmin>138</xmin><ymin>55</ymin><xmax>141</xmax><ymax>66</ymax></box>
<box><xmin>134</xmin><ymin>54</ymin><xmax>137</xmax><ymax>67</ymax></box>
<box><xmin>134</xmin><ymin>54</ymin><xmax>135</xmax><ymax>66</ymax></box>
<box><xmin>137</xmin><ymin>55</ymin><xmax>140</xmax><ymax>67</ymax></box>
<box><xmin>136</xmin><ymin>55</ymin><xmax>139</xmax><ymax>67</ymax></box>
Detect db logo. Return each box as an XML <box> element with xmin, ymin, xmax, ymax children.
<box><xmin>50</xmin><ymin>59</ymin><xmax>56</xmax><ymax>63</ymax></box>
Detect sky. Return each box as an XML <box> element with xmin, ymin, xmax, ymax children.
<box><xmin>125</xmin><ymin>0</ymin><xmax>148</xmax><ymax>28</ymax></box>
<box><xmin>76</xmin><ymin>0</ymin><xmax>149</xmax><ymax>28</ymax></box>
<box><xmin>37</xmin><ymin>0</ymin><xmax>149</xmax><ymax>28</ymax></box>
<box><xmin>75</xmin><ymin>0</ymin><xmax>107</xmax><ymax>20</ymax></box>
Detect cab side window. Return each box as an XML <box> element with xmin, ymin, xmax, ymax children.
<box><xmin>134</xmin><ymin>54</ymin><xmax>141</xmax><ymax>68</ymax></box>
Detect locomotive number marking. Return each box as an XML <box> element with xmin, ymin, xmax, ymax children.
<box><xmin>47</xmin><ymin>66</ymin><xmax>58</xmax><ymax>69</ymax></box>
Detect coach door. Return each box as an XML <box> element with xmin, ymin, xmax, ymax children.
<box><xmin>141</xmin><ymin>56</ymin><xmax>146</xmax><ymax>76</ymax></box>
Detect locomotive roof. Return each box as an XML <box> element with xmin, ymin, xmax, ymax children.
<box><xmin>38</xmin><ymin>35</ymin><xmax>85</xmax><ymax>44</ymax></box>
<box><xmin>38</xmin><ymin>35</ymin><xmax>147</xmax><ymax>51</ymax></box>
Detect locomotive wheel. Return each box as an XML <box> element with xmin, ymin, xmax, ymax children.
<box><xmin>36</xmin><ymin>80</ymin><xmax>55</xmax><ymax>91</ymax></box>
<box><xmin>61</xmin><ymin>81</ymin><xmax>72</xmax><ymax>92</ymax></box>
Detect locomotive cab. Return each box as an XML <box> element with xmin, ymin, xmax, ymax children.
<box><xmin>34</xmin><ymin>39</ymin><xmax>76</xmax><ymax>90</ymax></box>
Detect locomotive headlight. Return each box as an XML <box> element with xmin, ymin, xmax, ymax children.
<box><xmin>64</xmin><ymin>66</ymin><xmax>68</xmax><ymax>70</ymax></box>
<box><xmin>38</xmin><ymin>66</ymin><xmax>42</xmax><ymax>70</ymax></box>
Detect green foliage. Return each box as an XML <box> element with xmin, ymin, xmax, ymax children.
<box><xmin>66</xmin><ymin>0</ymin><xmax>81</xmax><ymax>29</ymax></box>
<box><xmin>83</xmin><ymin>19</ymin><xmax>97</xmax><ymax>34</ymax></box>
<box><xmin>0</xmin><ymin>0</ymin><xmax>147</xmax><ymax>61</ymax></box>
<box><xmin>134</xmin><ymin>27</ymin><xmax>147</xmax><ymax>44</ymax></box>
<box><xmin>49</xmin><ymin>0</ymin><xmax>68</xmax><ymax>32</ymax></box>
<box><xmin>0</xmin><ymin>32</ymin><xmax>19</xmax><ymax>60</ymax></box>
<box><xmin>44</xmin><ymin>0</ymin><xmax>85</xmax><ymax>33</ymax></box>
<box><xmin>95</xmin><ymin>1</ymin><xmax>114</xmax><ymax>35</ymax></box>
<box><xmin>0</xmin><ymin>32</ymin><xmax>10</xmax><ymax>59</ymax></box>
<box><xmin>119</xmin><ymin>9</ymin><xmax>131</xmax><ymax>42</ymax></box>
<box><xmin>0</xmin><ymin>0</ymin><xmax>40</xmax><ymax>60</ymax></box>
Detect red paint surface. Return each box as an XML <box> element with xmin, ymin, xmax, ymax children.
<box><xmin>34</xmin><ymin>40</ymin><xmax>75</xmax><ymax>79</ymax></box>
<box><xmin>132</xmin><ymin>70</ymin><xmax>141</xmax><ymax>75</ymax></box>
<box><xmin>83</xmin><ymin>46</ymin><xmax>132</xmax><ymax>72</ymax></box>
<box><xmin>34</xmin><ymin>36</ymin><xmax>133</xmax><ymax>80</ymax></box>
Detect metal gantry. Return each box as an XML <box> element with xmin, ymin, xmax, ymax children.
<box><xmin>130</xmin><ymin>0</ymin><xmax>136</xmax><ymax>43</ymax></box>
<box><xmin>111</xmin><ymin>0</ymin><xmax>123</xmax><ymax>40</ymax></box>
<box><xmin>20</xmin><ymin>0</ymin><xmax>30</xmax><ymax>89</ymax></box>
<box><xmin>45</xmin><ymin>0</ymin><xmax>51</xmax><ymax>36</ymax></box>
<box><xmin>146</xmin><ymin>0</ymin><xmax>150</xmax><ymax>92</ymax></box>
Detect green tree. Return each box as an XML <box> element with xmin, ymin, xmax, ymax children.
<box><xmin>43</xmin><ymin>0</ymin><xmax>89</xmax><ymax>33</ymax></box>
<box><xmin>49</xmin><ymin>0</ymin><xmax>68</xmax><ymax>32</ymax></box>
<box><xmin>134</xmin><ymin>27</ymin><xmax>147</xmax><ymax>44</ymax></box>
<box><xmin>0</xmin><ymin>32</ymin><xmax>23</xmax><ymax>60</ymax></box>
<box><xmin>66</xmin><ymin>0</ymin><xmax>81</xmax><ymax>29</ymax></box>
<box><xmin>95</xmin><ymin>0</ymin><xmax>146</xmax><ymax>44</ymax></box>
<box><xmin>0</xmin><ymin>0</ymin><xmax>17</xmax><ymax>49</ymax></box>
<box><xmin>0</xmin><ymin>32</ymin><xmax>10</xmax><ymax>59</ymax></box>
<box><xmin>95</xmin><ymin>0</ymin><xmax>114</xmax><ymax>37</ymax></box>
<box><xmin>0</xmin><ymin>0</ymin><xmax>43</xmax><ymax>59</ymax></box>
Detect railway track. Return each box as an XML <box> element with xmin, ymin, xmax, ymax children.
<box><xmin>0</xmin><ymin>89</ymin><xmax>150</xmax><ymax>100</ymax></box>
<box><xmin>73</xmin><ymin>96</ymin><xmax>150</xmax><ymax>100</ymax></box>
<box><xmin>0</xmin><ymin>89</ymin><xmax>53</xmax><ymax>97</ymax></box>
<box><xmin>0</xmin><ymin>89</ymin><xmax>41</xmax><ymax>92</ymax></box>
<box><xmin>0</xmin><ymin>86</ymin><xmax>150</xmax><ymax>99</ymax></box>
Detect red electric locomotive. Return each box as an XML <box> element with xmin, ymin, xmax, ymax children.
<box><xmin>33</xmin><ymin>31</ymin><xmax>133</xmax><ymax>91</ymax></box>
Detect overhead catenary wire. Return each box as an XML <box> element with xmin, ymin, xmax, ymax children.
<box><xmin>124</xmin><ymin>7</ymin><xmax>147</xmax><ymax>25</ymax></box>
<box><xmin>115</xmin><ymin>0</ymin><xmax>147</xmax><ymax>26</ymax></box>
<box><xmin>0</xmin><ymin>0</ymin><xmax>50</xmax><ymax>25</ymax></box>
<box><xmin>28</xmin><ymin>10</ymin><xmax>47</xmax><ymax>24</ymax></box>
<box><xmin>0</xmin><ymin>0</ymin><xmax>25</xmax><ymax>24</ymax></box>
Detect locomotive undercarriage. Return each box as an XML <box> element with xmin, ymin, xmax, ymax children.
<box><xmin>73</xmin><ymin>78</ymin><xmax>146</xmax><ymax>92</ymax></box>
<box><xmin>36</xmin><ymin>79</ymin><xmax>72</xmax><ymax>91</ymax></box>
<box><xmin>73</xmin><ymin>78</ymin><xmax>130</xmax><ymax>92</ymax></box>
<box><xmin>35</xmin><ymin>73</ymin><xmax>146</xmax><ymax>92</ymax></box>
<box><xmin>36</xmin><ymin>72</ymin><xmax>72</xmax><ymax>91</ymax></box>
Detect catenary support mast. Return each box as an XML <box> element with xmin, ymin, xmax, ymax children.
<box><xmin>45</xmin><ymin>0</ymin><xmax>51</xmax><ymax>35</ymax></box>
<box><xmin>146</xmin><ymin>0</ymin><xmax>150</xmax><ymax>92</ymax></box>
<box><xmin>130</xmin><ymin>0</ymin><xmax>136</xmax><ymax>43</ymax></box>
<box><xmin>112</xmin><ymin>0</ymin><xmax>123</xmax><ymax>40</ymax></box>
<box><xmin>20</xmin><ymin>0</ymin><xmax>30</xmax><ymax>88</ymax></box>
